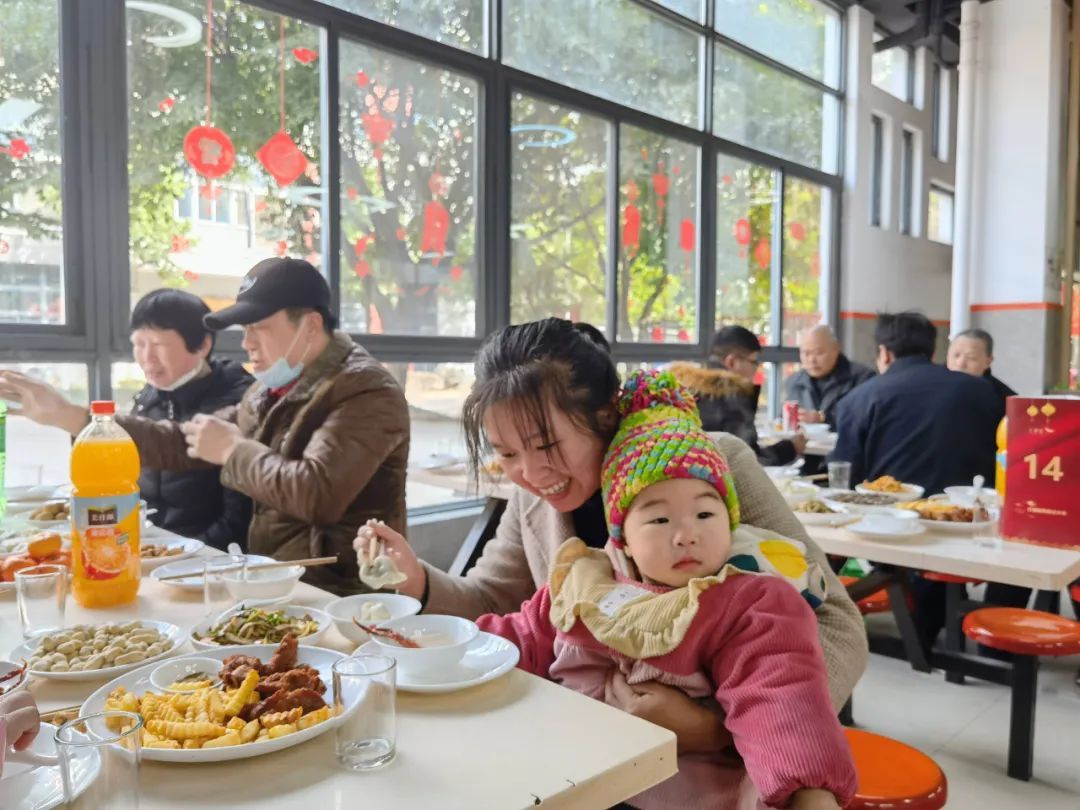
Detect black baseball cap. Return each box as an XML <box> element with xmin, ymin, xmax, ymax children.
<box><xmin>204</xmin><ymin>257</ymin><xmax>331</xmax><ymax>330</ymax></box>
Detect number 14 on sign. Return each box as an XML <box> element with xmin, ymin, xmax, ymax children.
<box><xmin>1024</xmin><ymin>454</ymin><xmax>1064</xmax><ymax>482</ymax></box>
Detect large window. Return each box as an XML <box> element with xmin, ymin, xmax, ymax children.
<box><xmin>323</xmin><ymin>0</ymin><xmax>485</xmax><ymax>54</ymax></box>
<box><xmin>872</xmin><ymin>34</ymin><xmax>911</xmax><ymax>102</ymax></box>
<box><xmin>782</xmin><ymin>179</ymin><xmax>828</xmax><ymax>345</ymax></box>
<box><xmin>0</xmin><ymin>0</ymin><xmax>64</xmax><ymax>326</ymax></box>
<box><xmin>927</xmin><ymin>184</ymin><xmax>954</xmax><ymax>245</ymax></box>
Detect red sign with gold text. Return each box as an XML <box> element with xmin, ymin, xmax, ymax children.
<box><xmin>1002</xmin><ymin>397</ymin><xmax>1080</xmax><ymax>549</ymax></box>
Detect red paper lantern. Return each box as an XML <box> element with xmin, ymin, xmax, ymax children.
<box><xmin>721</xmin><ymin>175</ymin><xmax>732</xmax><ymax>185</ymax></box>
<box><xmin>395</xmin><ymin>227</ymin><xmax>407</xmax><ymax>241</ymax></box>
<box><xmin>183</xmin><ymin>125</ymin><xmax>235</xmax><ymax>179</ymax></box>
<box><xmin>158</xmin><ymin>97</ymin><xmax>175</xmax><ymax>113</ymax></box>
<box><xmin>679</xmin><ymin>218</ymin><xmax>695</xmax><ymax>253</ymax></box>
<box><xmin>170</xmin><ymin>234</ymin><xmax>190</xmax><ymax>253</ymax></box>
<box><xmin>362</xmin><ymin>112</ymin><xmax>394</xmax><ymax>147</ymax></box>
<box><xmin>623</xmin><ymin>204</ymin><xmax>641</xmax><ymax>256</ymax></box>
<box><xmin>183</xmin><ymin>270</ymin><xmax>200</xmax><ymax>282</ymax></box>
<box><xmin>428</xmin><ymin>173</ymin><xmax>448</xmax><ymax>197</ymax></box>
<box><xmin>651</xmin><ymin>326</ymin><xmax>664</xmax><ymax>342</ymax></box>
<box><xmin>292</xmin><ymin>47</ymin><xmax>317</xmax><ymax>64</ymax></box>
<box><xmin>421</xmin><ymin>200</ymin><xmax>449</xmax><ymax>264</ymax></box>
<box><xmin>0</xmin><ymin>138</ymin><xmax>31</xmax><ymax>161</ymax></box>
<box><xmin>450</xmin><ymin>265</ymin><xmax>463</xmax><ymax>281</ymax></box>
<box><xmin>754</xmin><ymin>238</ymin><xmax>771</xmax><ymax>270</ymax></box>
<box><xmin>354</xmin><ymin>260</ymin><xmax>371</xmax><ymax>278</ymax></box>
<box><xmin>677</xmin><ymin>328</ymin><xmax>690</xmax><ymax>343</ymax></box>
<box><xmin>356</xmin><ymin>71</ymin><xmax>369</xmax><ymax>87</ymax></box>
<box><xmin>275</xmin><ymin>240</ymin><xmax>288</xmax><ymax>257</ymax></box>
<box><xmin>257</xmin><ymin>130</ymin><xmax>309</xmax><ymax>187</ymax></box>
<box><xmin>198</xmin><ymin>183</ymin><xmax>222</xmax><ymax>200</ymax></box>
<box><xmin>788</xmin><ymin>221</ymin><xmax>806</xmax><ymax>242</ymax></box>
<box><xmin>254</xmin><ymin>199</ymin><xmax>268</xmax><ymax>213</ymax></box>
<box><xmin>733</xmin><ymin>218</ymin><xmax>751</xmax><ymax>246</ymax></box>
<box><xmin>652</xmin><ymin>172</ymin><xmax>670</xmax><ymax>215</ymax></box>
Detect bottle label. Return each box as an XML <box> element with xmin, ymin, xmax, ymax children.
<box><xmin>73</xmin><ymin>493</ymin><xmax>139</xmax><ymax>581</ymax></box>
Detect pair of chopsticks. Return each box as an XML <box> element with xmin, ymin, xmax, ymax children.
<box><xmin>157</xmin><ymin>556</ymin><xmax>338</xmax><ymax>582</ymax></box>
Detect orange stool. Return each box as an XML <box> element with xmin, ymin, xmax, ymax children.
<box><xmin>963</xmin><ymin>608</ymin><xmax>1080</xmax><ymax>780</ymax></box>
<box><xmin>840</xmin><ymin>576</ymin><xmax>891</xmax><ymax>615</ymax></box>
<box><xmin>844</xmin><ymin>727</ymin><xmax>947</xmax><ymax>809</ymax></box>
<box><xmin>921</xmin><ymin>572</ymin><xmax>983</xmax><ymax>585</ymax></box>
<box><xmin>1069</xmin><ymin>582</ymin><xmax>1080</xmax><ymax>604</ymax></box>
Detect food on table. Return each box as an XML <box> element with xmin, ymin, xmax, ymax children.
<box><xmin>794</xmin><ymin>500</ymin><xmax>838</xmax><ymax>514</ymax></box>
<box><xmin>0</xmin><ymin>661</ymin><xmax>26</xmax><ymax>696</ymax></box>
<box><xmin>44</xmin><ymin>708</ymin><xmax>82</xmax><ymax>728</ymax></box>
<box><xmin>901</xmin><ymin>499</ymin><xmax>977</xmax><ymax>522</ymax></box>
<box><xmin>357</xmin><ymin>520</ymin><xmax>408</xmax><ymax>590</ymax></box>
<box><xmin>357</xmin><ymin>601</ymin><xmax>392</xmax><ymax>623</ymax></box>
<box><xmin>29</xmin><ymin>501</ymin><xmax>70</xmax><ymax>521</ymax></box>
<box><xmin>859</xmin><ymin>476</ymin><xmax>907</xmax><ymax>493</ymax></box>
<box><xmin>26</xmin><ymin>621</ymin><xmax>173</xmax><ymax>673</ymax></box>
<box><xmin>104</xmin><ymin>635</ymin><xmax>333</xmax><ymax>750</ymax></box>
<box><xmin>827</xmin><ymin>492</ymin><xmax>898</xmax><ymax>506</ymax></box>
<box><xmin>485</xmin><ymin>459</ymin><xmax>504</xmax><ymax>477</ymax></box>
<box><xmin>141</xmin><ymin>543</ymin><xmax>186</xmax><ymax>559</ymax></box>
<box><xmin>0</xmin><ymin>531</ymin><xmax>72</xmax><ymax>582</ymax></box>
<box><xmin>353</xmin><ymin>619</ymin><xmax>420</xmax><ymax>648</ymax></box>
<box><xmin>195</xmin><ymin>607</ymin><xmax>320</xmax><ymax>646</ymax></box>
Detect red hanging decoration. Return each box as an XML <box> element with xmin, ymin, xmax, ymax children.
<box><xmin>275</xmin><ymin>240</ymin><xmax>288</xmax><ymax>257</ymax></box>
<box><xmin>721</xmin><ymin>175</ymin><xmax>732</xmax><ymax>185</ymax></box>
<box><xmin>305</xmin><ymin>251</ymin><xmax>319</xmax><ymax>265</ymax></box>
<box><xmin>184</xmin><ymin>1</ymin><xmax>234</xmax><ymax>179</ymax></box>
<box><xmin>292</xmin><ymin>47</ymin><xmax>317</xmax><ymax>64</ymax></box>
<box><xmin>733</xmin><ymin>218</ymin><xmax>751</xmax><ymax>246</ymax></box>
<box><xmin>625</xmin><ymin>180</ymin><xmax>640</xmax><ymax>202</ymax></box>
<box><xmin>679</xmin><ymin>218</ymin><xmax>695</xmax><ymax>253</ymax></box>
<box><xmin>395</xmin><ymin>227</ymin><xmax>407</xmax><ymax>241</ymax></box>
<box><xmin>810</xmin><ymin>253</ymin><xmax>821</xmax><ymax>278</ymax></box>
<box><xmin>754</xmin><ymin>238</ymin><xmax>771</xmax><ymax>270</ymax></box>
<box><xmin>428</xmin><ymin>173</ymin><xmax>448</xmax><ymax>197</ymax></box>
<box><xmin>170</xmin><ymin>234</ymin><xmax>190</xmax><ymax>253</ymax></box>
<box><xmin>254</xmin><ymin>198</ymin><xmax>268</xmax><ymax>213</ymax></box>
<box><xmin>157</xmin><ymin>97</ymin><xmax>175</xmax><ymax>114</ymax></box>
<box><xmin>677</xmin><ymin>306</ymin><xmax>686</xmax><ymax>318</ymax></box>
<box><xmin>421</xmin><ymin>200</ymin><xmax>450</xmax><ymax>264</ymax></box>
<box><xmin>257</xmin><ymin>130</ymin><xmax>309</xmax><ymax>186</ymax></box>
<box><xmin>183</xmin><ymin>270</ymin><xmax>200</xmax><ymax>282</ymax></box>
<box><xmin>198</xmin><ymin>182</ymin><xmax>222</xmax><ymax>200</ymax></box>
<box><xmin>677</xmin><ymin>328</ymin><xmax>690</xmax><ymax>343</ymax></box>
<box><xmin>361</xmin><ymin>112</ymin><xmax>394</xmax><ymax>159</ymax></box>
<box><xmin>369</xmin><ymin>303</ymin><xmax>383</xmax><ymax>334</ymax></box>
<box><xmin>623</xmin><ymin>203</ymin><xmax>641</xmax><ymax>256</ymax></box>
<box><xmin>353</xmin><ymin>234</ymin><xmax>373</xmax><ymax>257</ymax></box>
<box><xmin>450</xmin><ymin>265</ymin><xmax>463</xmax><ymax>281</ymax></box>
<box><xmin>0</xmin><ymin>238</ymin><xmax>9</xmax><ymax>255</ymax></box>
<box><xmin>652</xmin><ymin>172</ymin><xmax>670</xmax><ymax>221</ymax></box>
<box><xmin>651</xmin><ymin>326</ymin><xmax>664</xmax><ymax>342</ymax></box>
<box><xmin>354</xmin><ymin>261</ymin><xmax>371</xmax><ymax>278</ymax></box>
<box><xmin>788</xmin><ymin>221</ymin><xmax>806</xmax><ymax>242</ymax></box>
<box><xmin>356</xmin><ymin>70</ymin><xmax>370</xmax><ymax>87</ymax></box>
<box><xmin>672</xmin><ymin>165</ymin><xmax>681</xmax><ymax>176</ymax></box>
<box><xmin>346</xmin><ymin>186</ymin><xmax>358</xmax><ymax>201</ymax></box>
<box><xmin>0</xmin><ymin>138</ymin><xmax>31</xmax><ymax>161</ymax></box>
<box><xmin>416</xmin><ymin>285</ymin><xmax>431</xmax><ymax>296</ymax></box>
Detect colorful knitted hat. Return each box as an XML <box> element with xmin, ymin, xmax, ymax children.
<box><xmin>602</xmin><ymin>369</ymin><xmax>740</xmax><ymax>546</ymax></box>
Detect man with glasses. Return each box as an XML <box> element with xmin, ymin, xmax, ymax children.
<box><xmin>671</xmin><ymin>325</ymin><xmax>807</xmax><ymax>466</ymax></box>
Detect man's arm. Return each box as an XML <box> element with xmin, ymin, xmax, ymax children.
<box><xmin>118</xmin><ymin>404</ymin><xmax>238</xmax><ymax>472</ymax></box>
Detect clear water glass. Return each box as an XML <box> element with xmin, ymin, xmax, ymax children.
<box><xmin>56</xmin><ymin>710</ymin><xmax>142</xmax><ymax>808</ymax></box>
<box><xmin>333</xmin><ymin>654</ymin><xmax>396</xmax><ymax>770</ymax></box>
<box><xmin>828</xmin><ymin>461</ymin><xmax>852</xmax><ymax>491</ymax></box>
<box><xmin>16</xmin><ymin>563</ymin><xmax>67</xmax><ymax>639</ymax></box>
<box><xmin>203</xmin><ymin>554</ymin><xmax>244</xmax><ymax>620</ymax></box>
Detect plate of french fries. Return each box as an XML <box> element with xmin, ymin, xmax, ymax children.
<box><xmin>80</xmin><ymin>635</ymin><xmax>350</xmax><ymax>762</ymax></box>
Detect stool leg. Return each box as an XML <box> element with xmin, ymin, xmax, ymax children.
<box><xmin>1007</xmin><ymin>655</ymin><xmax>1039</xmax><ymax>781</ymax></box>
<box><xmin>944</xmin><ymin>583</ymin><xmax>966</xmax><ymax>685</ymax></box>
<box><xmin>839</xmin><ymin>697</ymin><xmax>854</xmax><ymax>727</ymax></box>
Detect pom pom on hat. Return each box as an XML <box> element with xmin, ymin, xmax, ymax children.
<box><xmin>602</xmin><ymin>369</ymin><xmax>739</xmax><ymax>545</ymax></box>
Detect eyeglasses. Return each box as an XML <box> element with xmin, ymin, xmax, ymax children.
<box><xmin>733</xmin><ymin>354</ymin><xmax>761</xmax><ymax>369</ymax></box>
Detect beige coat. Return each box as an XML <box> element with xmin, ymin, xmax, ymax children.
<box><xmin>424</xmin><ymin>432</ymin><xmax>868</xmax><ymax>709</ymax></box>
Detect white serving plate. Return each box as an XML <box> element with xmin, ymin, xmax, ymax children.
<box><xmin>140</xmin><ymin>538</ymin><xmax>204</xmax><ymax>572</ymax></box>
<box><xmin>855</xmin><ymin>482</ymin><xmax>925</xmax><ymax>500</ymax></box>
<box><xmin>189</xmin><ymin>604</ymin><xmax>332</xmax><ymax>650</ymax></box>
<box><xmin>846</xmin><ymin>516</ymin><xmax>927</xmax><ymax>540</ymax></box>
<box><xmin>918</xmin><ymin>517</ymin><xmax>998</xmax><ymax>534</ymax></box>
<box><xmin>81</xmin><ymin>645</ymin><xmax>348</xmax><ymax>763</ymax></box>
<box><xmin>357</xmin><ymin>631</ymin><xmax>519</xmax><ymax>694</ymax></box>
<box><xmin>821</xmin><ymin>495</ymin><xmax>920</xmax><ymax>516</ymax></box>
<box><xmin>149</xmin><ymin>554</ymin><xmax>274</xmax><ymax>591</ymax></box>
<box><xmin>794</xmin><ymin>510</ymin><xmax>861</xmax><ymax>527</ymax></box>
<box><xmin>10</xmin><ymin>620</ymin><xmax>184</xmax><ymax>682</ymax></box>
<box><xmin>0</xmin><ymin>722</ymin><xmax>100</xmax><ymax>810</ymax></box>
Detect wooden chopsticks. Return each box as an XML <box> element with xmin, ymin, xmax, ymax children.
<box><xmin>157</xmin><ymin>556</ymin><xmax>338</xmax><ymax>582</ymax></box>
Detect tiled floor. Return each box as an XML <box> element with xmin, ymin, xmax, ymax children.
<box><xmin>854</xmin><ymin>614</ymin><xmax>1080</xmax><ymax>808</ymax></box>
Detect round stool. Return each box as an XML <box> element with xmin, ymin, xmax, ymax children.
<box><xmin>962</xmin><ymin>608</ymin><xmax>1080</xmax><ymax>657</ymax></box>
<box><xmin>1069</xmin><ymin>582</ymin><xmax>1080</xmax><ymax>605</ymax></box>
<box><xmin>840</xmin><ymin>576</ymin><xmax>891</xmax><ymax>615</ymax></box>
<box><xmin>844</xmin><ymin>727</ymin><xmax>947</xmax><ymax>809</ymax></box>
<box><xmin>922</xmin><ymin>572</ymin><xmax>983</xmax><ymax>585</ymax></box>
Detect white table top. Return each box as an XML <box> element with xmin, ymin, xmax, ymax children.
<box><xmin>2</xmin><ymin>552</ymin><xmax>676</xmax><ymax>808</ymax></box>
<box><xmin>805</xmin><ymin>524</ymin><xmax>1080</xmax><ymax>590</ymax></box>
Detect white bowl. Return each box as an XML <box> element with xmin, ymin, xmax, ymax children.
<box><xmin>773</xmin><ymin>479</ymin><xmax>819</xmax><ymax>506</ymax></box>
<box><xmin>0</xmin><ymin>659</ymin><xmax>28</xmax><ymax>696</ymax></box>
<box><xmin>943</xmin><ymin>486</ymin><xmax>1002</xmax><ymax>508</ymax></box>
<box><xmin>370</xmin><ymin>615</ymin><xmax>479</xmax><ymax>677</ymax></box>
<box><xmin>326</xmin><ymin>593</ymin><xmax>422</xmax><ymax>645</ymax></box>
<box><xmin>847</xmin><ymin>514</ymin><xmax>927</xmax><ymax>539</ymax></box>
<box><xmin>148</xmin><ymin>656</ymin><xmax>223</xmax><ymax>693</ymax></box>
<box><xmin>223</xmin><ymin>564</ymin><xmax>304</xmax><ymax>601</ymax></box>
<box><xmin>802</xmin><ymin>423</ymin><xmax>832</xmax><ymax>437</ymax></box>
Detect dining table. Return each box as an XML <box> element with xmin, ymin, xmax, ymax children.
<box><xmin>1</xmin><ymin>540</ymin><xmax>677</xmax><ymax>809</ymax></box>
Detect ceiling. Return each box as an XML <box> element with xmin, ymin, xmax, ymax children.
<box><xmin>842</xmin><ymin>0</ymin><xmax>969</xmax><ymax>64</ymax></box>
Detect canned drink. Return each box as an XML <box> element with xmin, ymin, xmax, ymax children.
<box><xmin>782</xmin><ymin>400</ymin><xmax>800</xmax><ymax>433</ymax></box>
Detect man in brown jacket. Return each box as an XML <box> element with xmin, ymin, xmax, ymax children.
<box><xmin>0</xmin><ymin>258</ymin><xmax>409</xmax><ymax>595</ymax></box>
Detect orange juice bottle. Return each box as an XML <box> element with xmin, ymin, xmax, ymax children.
<box><xmin>995</xmin><ymin>416</ymin><xmax>1008</xmax><ymax>497</ymax></box>
<box><xmin>70</xmin><ymin>401</ymin><xmax>141</xmax><ymax>608</ymax></box>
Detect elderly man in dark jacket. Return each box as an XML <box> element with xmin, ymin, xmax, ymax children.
<box><xmin>127</xmin><ymin>290</ymin><xmax>253</xmax><ymax>550</ymax></box>
<box><xmin>787</xmin><ymin>324</ymin><xmax>876</xmax><ymax>426</ymax></box>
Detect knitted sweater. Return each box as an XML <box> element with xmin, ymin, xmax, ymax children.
<box><xmin>477</xmin><ymin>540</ymin><xmax>857</xmax><ymax>810</ymax></box>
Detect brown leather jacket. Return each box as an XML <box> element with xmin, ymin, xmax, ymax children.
<box><xmin>118</xmin><ymin>332</ymin><xmax>410</xmax><ymax>595</ymax></box>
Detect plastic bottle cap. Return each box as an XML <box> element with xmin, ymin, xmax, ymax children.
<box><xmin>90</xmin><ymin>401</ymin><xmax>116</xmax><ymax>416</ymax></box>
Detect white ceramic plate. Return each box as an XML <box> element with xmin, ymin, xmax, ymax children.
<box><xmin>189</xmin><ymin>604</ymin><xmax>332</xmax><ymax>650</ymax></box>
<box><xmin>10</xmin><ymin>620</ymin><xmax>184</xmax><ymax>682</ymax></box>
<box><xmin>357</xmin><ymin>631</ymin><xmax>519</xmax><ymax>694</ymax></box>
<box><xmin>81</xmin><ymin>645</ymin><xmax>348</xmax><ymax>763</ymax></box>
<box><xmin>24</xmin><ymin>519</ymin><xmax>68</xmax><ymax>533</ymax></box>
<box><xmin>847</xmin><ymin>516</ymin><xmax>927</xmax><ymax>540</ymax></box>
<box><xmin>150</xmin><ymin>554</ymin><xmax>274</xmax><ymax>591</ymax></box>
<box><xmin>918</xmin><ymin>518</ymin><xmax>998</xmax><ymax>534</ymax></box>
<box><xmin>794</xmin><ymin>510</ymin><xmax>861</xmax><ymax>527</ymax></box>
<box><xmin>855</xmin><ymin>482</ymin><xmax>925</xmax><ymax>500</ymax></box>
<box><xmin>821</xmin><ymin>495</ymin><xmax>917</xmax><ymax>515</ymax></box>
<box><xmin>0</xmin><ymin>722</ymin><xmax>100</xmax><ymax>810</ymax></box>
<box><xmin>140</xmin><ymin>538</ymin><xmax>204</xmax><ymax>572</ymax></box>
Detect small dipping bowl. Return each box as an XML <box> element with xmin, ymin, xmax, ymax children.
<box><xmin>369</xmin><ymin>615</ymin><xmax>479</xmax><ymax>677</ymax></box>
<box><xmin>326</xmin><ymin>593</ymin><xmax>422</xmax><ymax>644</ymax></box>
<box><xmin>149</xmin><ymin>656</ymin><xmax>224</xmax><ymax>693</ymax></box>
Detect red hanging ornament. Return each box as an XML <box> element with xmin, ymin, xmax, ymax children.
<box><xmin>788</xmin><ymin>221</ymin><xmax>806</xmax><ymax>242</ymax></box>
<box><xmin>677</xmin><ymin>306</ymin><xmax>686</xmax><ymax>318</ymax></box>
<box><xmin>733</xmin><ymin>218</ymin><xmax>751</xmax><ymax>246</ymax></box>
<box><xmin>395</xmin><ymin>227</ymin><xmax>407</xmax><ymax>241</ymax></box>
<box><xmin>428</xmin><ymin>173</ymin><xmax>448</xmax><ymax>197</ymax></box>
<box><xmin>0</xmin><ymin>238</ymin><xmax>9</xmax><ymax>255</ymax></box>
<box><xmin>640</xmin><ymin>147</ymin><xmax>648</xmax><ymax>161</ymax></box>
<box><xmin>356</xmin><ymin>70</ymin><xmax>369</xmax><ymax>87</ymax></box>
<box><xmin>184</xmin><ymin>126</ymin><xmax>235</xmax><ymax>178</ymax></box>
<box><xmin>677</xmin><ymin>328</ymin><xmax>690</xmax><ymax>343</ymax></box>
<box><xmin>354</xmin><ymin>260</ymin><xmax>371</xmax><ymax>278</ymax></box>
<box><xmin>362</xmin><ymin>112</ymin><xmax>394</xmax><ymax>149</ymax></box>
<box><xmin>754</xmin><ymin>238</ymin><xmax>771</xmax><ymax>270</ymax></box>
<box><xmin>345</xmin><ymin>186</ymin><xmax>358</xmax><ymax>201</ymax></box>
<box><xmin>722</xmin><ymin>175</ymin><xmax>732</xmax><ymax>185</ymax></box>
<box><xmin>170</xmin><ymin>234</ymin><xmax>190</xmax><ymax>253</ymax></box>
<box><xmin>157</xmin><ymin>97</ymin><xmax>175</xmax><ymax>114</ymax></box>
<box><xmin>651</xmin><ymin>326</ymin><xmax>664</xmax><ymax>342</ymax></box>
<box><xmin>199</xmin><ymin>182</ymin><xmax>222</xmax><ymax>200</ymax></box>
<box><xmin>625</xmin><ymin>180</ymin><xmax>640</xmax><ymax>202</ymax></box>
<box><xmin>275</xmin><ymin>240</ymin><xmax>288</xmax><ymax>257</ymax></box>
<box><xmin>450</xmin><ymin>265</ymin><xmax>463</xmax><ymax>281</ymax></box>
<box><xmin>0</xmin><ymin>138</ymin><xmax>31</xmax><ymax>161</ymax></box>
<box><xmin>416</xmin><ymin>285</ymin><xmax>431</xmax><ymax>296</ymax></box>
<box><xmin>421</xmin><ymin>200</ymin><xmax>450</xmax><ymax>264</ymax></box>
<box><xmin>257</xmin><ymin>130</ymin><xmax>309</xmax><ymax>186</ymax></box>
<box><xmin>183</xmin><ymin>270</ymin><xmax>200</xmax><ymax>282</ymax></box>
<box><xmin>623</xmin><ymin>203</ymin><xmax>641</xmax><ymax>256</ymax></box>
<box><xmin>652</xmin><ymin>172</ymin><xmax>670</xmax><ymax>220</ymax></box>
<box><xmin>679</xmin><ymin>218</ymin><xmax>695</xmax><ymax>253</ymax></box>
<box><xmin>292</xmin><ymin>47</ymin><xmax>317</xmax><ymax>64</ymax></box>
<box><xmin>353</xmin><ymin>234</ymin><xmax>373</xmax><ymax>257</ymax></box>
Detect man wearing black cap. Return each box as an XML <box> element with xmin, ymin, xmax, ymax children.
<box><xmin>0</xmin><ymin>258</ymin><xmax>410</xmax><ymax>596</ymax></box>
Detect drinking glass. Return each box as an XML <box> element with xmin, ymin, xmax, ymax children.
<box><xmin>16</xmin><ymin>564</ymin><xmax>67</xmax><ymax>639</ymax></box>
<box><xmin>333</xmin><ymin>654</ymin><xmax>396</xmax><ymax>770</ymax></box>
<box><xmin>203</xmin><ymin>554</ymin><xmax>245</xmax><ymax>620</ymax></box>
<box><xmin>828</xmin><ymin>461</ymin><xmax>852</xmax><ymax>491</ymax></box>
<box><xmin>56</xmin><ymin>710</ymin><xmax>142</xmax><ymax>808</ymax></box>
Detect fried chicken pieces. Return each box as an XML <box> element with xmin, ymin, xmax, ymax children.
<box><xmin>218</xmin><ymin>633</ymin><xmax>328</xmax><ymax>721</ymax></box>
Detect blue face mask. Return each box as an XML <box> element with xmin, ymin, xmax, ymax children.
<box><xmin>252</xmin><ymin>327</ymin><xmax>309</xmax><ymax>389</ymax></box>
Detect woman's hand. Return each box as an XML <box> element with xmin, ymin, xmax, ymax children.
<box><xmin>0</xmin><ymin>371</ymin><xmax>88</xmax><ymax>435</ymax></box>
<box><xmin>353</xmin><ymin>520</ymin><xmax>427</xmax><ymax>601</ymax></box>
<box><xmin>0</xmin><ymin>691</ymin><xmax>41</xmax><ymax>778</ymax></box>
<box><xmin>606</xmin><ymin>672</ymin><xmax>733</xmax><ymax>755</ymax></box>
<box><xmin>789</xmin><ymin>788</ymin><xmax>842</xmax><ymax>810</ymax></box>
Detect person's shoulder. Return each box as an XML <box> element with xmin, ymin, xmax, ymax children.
<box><xmin>211</xmin><ymin>358</ymin><xmax>254</xmax><ymax>390</ymax></box>
<box><xmin>846</xmin><ymin>358</ymin><xmax>877</xmax><ymax>382</ymax></box>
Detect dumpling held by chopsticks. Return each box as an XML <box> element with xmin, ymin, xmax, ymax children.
<box><xmin>357</xmin><ymin>520</ymin><xmax>408</xmax><ymax>590</ymax></box>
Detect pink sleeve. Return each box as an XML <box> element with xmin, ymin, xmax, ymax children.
<box><xmin>476</xmin><ymin>585</ymin><xmax>559</xmax><ymax>678</ymax></box>
<box><xmin>705</xmin><ymin>576</ymin><xmax>858</xmax><ymax>808</ymax></box>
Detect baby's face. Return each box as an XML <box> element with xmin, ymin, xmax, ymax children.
<box><xmin>622</xmin><ymin>478</ymin><xmax>732</xmax><ymax>588</ymax></box>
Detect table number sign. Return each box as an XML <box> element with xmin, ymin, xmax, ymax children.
<box><xmin>1002</xmin><ymin>396</ymin><xmax>1080</xmax><ymax>549</ymax></box>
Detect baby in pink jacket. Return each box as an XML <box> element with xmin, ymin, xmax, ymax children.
<box><xmin>477</xmin><ymin>370</ymin><xmax>856</xmax><ymax>810</ymax></box>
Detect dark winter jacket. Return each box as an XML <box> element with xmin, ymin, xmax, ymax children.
<box><xmin>785</xmin><ymin>355</ymin><xmax>876</xmax><ymax>426</ymax></box>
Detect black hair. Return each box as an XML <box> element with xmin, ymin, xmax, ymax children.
<box><xmin>875</xmin><ymin>311</ymin><xmax>937</xmax><ymax>359</ymax></box>
<box><xmin>130</xmin><ymin>289</ymin><xmax>214</xmax><ymax>353</ymax></box>
<box><xmin>708</xmin><ymin>324</ymin><xmax>761</xmax><ymax>366</ymax></box>
<box><xmin>953</xmin><ymin>327</ymin><xmax>994</xmax><ymax>357</ymax></box>
<box><xmin>285</xmin><ymin>306</ymin><xmax>338</xmax><ymax>334</ymax></box>
<box><xmin>462</xmin><ymin>318</ymin><xmax>619</xmax><ymax>479</ymax></box>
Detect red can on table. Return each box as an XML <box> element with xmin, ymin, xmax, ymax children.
<box><xmin>782</xmin><ymin>400</ymin><xmax>800</xmax><ymax>433</ymax></box>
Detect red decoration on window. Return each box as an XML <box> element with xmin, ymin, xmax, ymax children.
<box><xmin>158</xmin><ymin>97</ymin><xmax>175</xmax><ymax>114</ymax></box>
<box><xmin>421</xmin><ymin>200</ymin><xmax>449</xmax><ymax>264</ymax></box>
<box><xmin>651</xmin><ymin>326</ymin><xmax>664</xmax><ymax>342</ymax></box>
<box><xmin>303</xmin><ymin>234</ymin><xmax>313</xmax><ymax>249</ymax></box>
<box><xmin>625</xmin><ymin>180</ymin><xmax>640</xmax><ymax>202</ymax></box>
<box><xmin>346</xmin><ymin>186</ymin><xmax>359</xmax><ymax>201</ymax></box>
<box><xmin>623</xmin><ymin>203</ymin><xmax>641</xmax><ymax>256</ymax></box>
<box><xmin>170</xmin><ymin>234</ymin><xmax>190</xmax><ymax>253</ymax></box>
<box><xmin>733</xmin><ymin>218</ymin><xmax>751</xmax><ymax>246</ymax></box>
<box><xmin>677</xmin><ymin>328</ymin><xmax>690</xmax><ymax>343</ymax></box>
<box><xmin>428</xmin><ymin>173</ymin><xmax>448</xmax><ymax>197</ymax></box>
<box><xmin>788</xmin><ymin>221</ymin><xmax>806</xmax><ymax>242</ymax></box>
<box><xmin>652</xmin><ymin>172</ymin><xmax>670</xmax><ymax>220</ymax></box>
<box><xmin>361</xmin><ymin>112</ymin><xmax>394</xmax><ymax>158</ymax></box>
<box><xmin>183</xmin><ymin>270</ymin><xmax>200</xmax><ymax>282</ymax></box>
<box><xmin>415</xmin><ymin>285</ymin><xmax>431</xmax><ymax>296</ymax></box>
<box><xmin>356</xmin><ymin>70</ymin><xmax>370</xmax><ymax>87</ymax></box>
<box><xmin>369</xmin><ymin>303</ymin><xmax>383</xmax><ymax>334</ymax></box>
<box><xmin>353</xmin><ymin>234</ymin><xmax>373</xmax><ymax>257</ymax></box>
<box><xmin>257</xmin><ymin>130</ymin><xmax>308</xmax><ymax>187</ymax></box>
<box><xmin>721</xmin><ymin>175</ymin><xmax>732</xmax><ymax>185</ymax></box>
<box><xmin>0</xmin><ymin>238</ymin><xmax>9</xmax><ymax>255</ymax></box>
<box><xmin>199</xmin><ymin>182</ymin><xmax>222</xmax><ymax>200</ymax></box>
<box><xmin>183</xmin><ymin>125</ymin><xmax>235</xmax><ymax>178</ymax></box>
<box><xmin>754</xmin><ymin>238</ymin><xmax>771</xmax><ymax>270</ymax></box>
<box><xmin>292</xmin><ymin>47</ymin><xmax>317</xmax><ymax>64</ymax></box>
<box><xmin>810</xmin><ymin>253</ymin><xmax>821</xmax><ymax>278</ymax></box>
<box><xmin>672</xmin><ymin>165</ymin><xmax>681</xmax><ymax>176</ymax></box>
<box><xmin>275</xmin><ymin>240</ymin><xmax>288</xmax><ymax>257</ymax></box>
<box><xmin>679</xmin><ymin>218</ymin><xmax>695</xmax><ymax>252</ymax></box>
<box><xmin>395</xmin><ymin>227</ymin><xmax>407</xmax><ymax>241</ymax></box>
<box><xmin>677</xmin><ymin>306</ymin><xmax>686</xmax><ymax>318</ymax></box>
<box><xmin>640</xmin><ymin>147</ymin><xmax>648</xmax><ymax>161</ymax></box>
<box><xmin>354</xmin><ymin>260</ymin><xmax>371</xmax><ymax>278</ymax></box>
<box><xmin>0</xmin><ymin>138</ymin><xmax>31</xmax><ymax>161</ymax></box>
<box><xmin>450</xmin><ymin>265</ymin><xmax>463</xmax><ymax>281</ymax></box>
